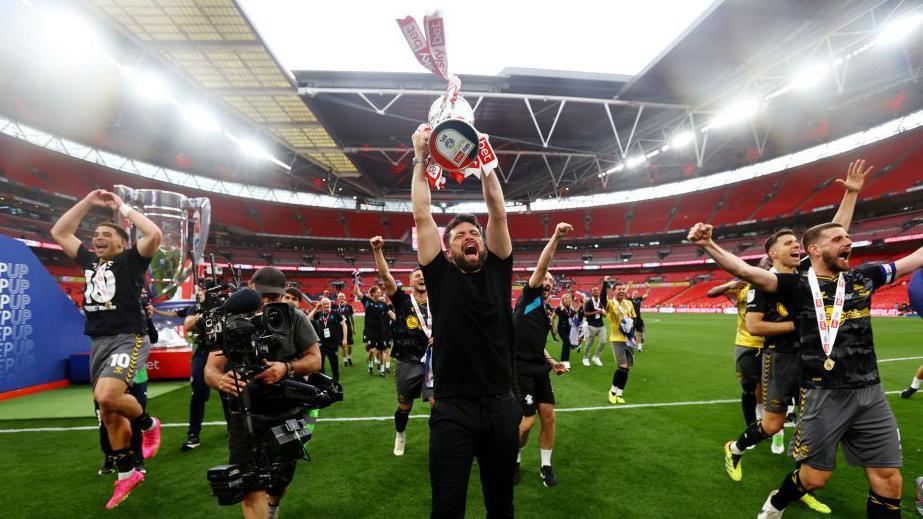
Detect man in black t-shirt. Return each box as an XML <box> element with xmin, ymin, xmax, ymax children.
<box><xmin>308</xmin><ymin>297</ymin><xmax>347</xmax><ymax>382</ymax></box>
<box><xmin>356</xmin><ymin>276</ymin><xmax>390</xmax><ymax>376</ymax></box>
<box><xmin>581</xmin><ymin>284</ymin><xmax>607</xmax><ymax>366</ymax></box>
<box><xmin>690</xmin><ymin>218</ymin><xmax>923</xmax><ymax>519</ymax></box>
<box><xmin>513</xmin><ymin>223</ymin><xmax>571</xmax><ymax>488</ymax></box>
<box><xmin>369</xmin><ymin>235</ymin><xmax>434</xmax><ymax>456</ymax></box>
<box><xmin>335</xmin><ymin>292</ymin><xmax>355</xmax><ymax>366</ymax></box>
<box><xmin>412</xmin><ymin>124</ymin><xmax>521</xmax><ymax>518</ymax></box>
<box><xmin>628</xmin><ymin>288</ymin><xmax>650</xmax><ymax>350</ymax></box>
<box><xmin>51</xmin><ymin>189</ymin><xmax>164</xmax><ymax>508</ymax></box>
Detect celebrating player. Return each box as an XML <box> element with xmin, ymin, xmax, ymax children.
<box><xmin>628</xmin><ymin>287</ymin><xmax>650</xmax><ymax>350</ymax></box>
<box><xmin>411</xmin><ymin>124</ymin><xmax>521</xmax><ymax>517</ymax></box>
<box><xmin>689</xmin><ymin>218</ymin><xmax>923</xmax><ymax>518</ymax></box>
<box><xmin>335</xmin><ymin>292</ymin><xmax>356</xmax><ymax>367</ymax></box>
<box><xmin>369</xmin><ymin>235</ymin><xmax>434</xmax><ymax>456</ymax></box>
<box><xmin>581</xmin><ymin>283</ymin><xmax>607</xmax><ymax>366</ymax></box>
<box><xmin>602</xmin><ymin>277</ymin><xmax>637</xmax><ymax>404</ymax></box>
<box><xmin>51</xmin><ymin>189</ymin><xmax>164</xmax><ymax>509</ymax></box>
<box><xmin>355</xmin><ymin>275</ymin><xmax>390</xmax><ymax>376</ymax></box>
<box><xmin>513</xmin><ymin>222</ymin><xmax>571</xmax><ymax>487</ymax></box>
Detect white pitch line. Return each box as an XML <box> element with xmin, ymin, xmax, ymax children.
<box><xmin>0</xmin><ymin>356</ymin><xmax>919</xmax><ymax>435</ymax></box>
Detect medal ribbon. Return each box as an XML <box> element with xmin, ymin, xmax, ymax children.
<box><xmin>806</xmin><ymin>267</ymin><xmax>846</xmax><ymax>360</ymax></box>
<box><xmin>410</xmin><ymin>294</ymin><xmax>432</xmax><ymax>339</ymax></box>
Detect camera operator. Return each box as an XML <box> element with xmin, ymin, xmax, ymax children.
<box><xmin>204</xmin><ymin>267</ymin><xmax>321</xmax><ymax>519</ymax></box>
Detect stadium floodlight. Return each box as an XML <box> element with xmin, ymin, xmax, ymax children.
<box><xmin>874</xmin><ymin>13</ymin><xmax>923</xmax><ymax>46</ymax></box>
<box><xmin>670</xmin><ymin>131</ymin><xmax>695</xmax><ymax>148</ymax></box>
<box><xmin>183</xmin><ymin>105</ymin><xmax>220</xmax><ymax>133</ymax></box>
<box><xmin>646</xmin><ymin>149</ymin><xmax>661</xmax><ymax>159</ymax></box>
<box><xmin>133</xmin><ymin>71</ymin><xmax>172</xmax><ymax>104</ymax></box>
<box><xmin>704</xmin><ymin>98</ymin><xmax>761</xmax><ymax>131</ymax></box>
<box><xmin>626</xmin><ymin>155</ymin><xmax>647</xmax><ymax>168</ymax></box>
<box><xmin>791</xmin><ymin>64</ymin><xmax>830</xmax><ymax>90</ymax></box>
<box><xmin>41</xmin><ymin>11</ymin><xmax>102</xmax><ymax>61</ymax></box>
<box><xmin>240</xmin><ymin>138</ymin><xmax>272</xmax><ymax>159</ymax></box>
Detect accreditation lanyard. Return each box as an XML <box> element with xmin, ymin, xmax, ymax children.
<box><xmin>806</xmin><ymin>268</ymin><xmax>846</xmax><ymax>369</ymax></box>
<box><xmin>410</xmin><ymin>295</ymin><xmax>432</xmax><ymax>339</ymax></box>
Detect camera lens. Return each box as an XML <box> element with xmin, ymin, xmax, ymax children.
<box><xmin>265</xmin><ymin>307</ymin><xmax>283</xmax><ymax>331</ymax></box>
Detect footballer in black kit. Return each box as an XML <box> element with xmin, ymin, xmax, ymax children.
<box><xmin>691</xmin><ymin>218</ymin><xmax>923</xmax><ymax>519</ymax></box>
<box><xmin>411</xmin><ymin>124</ymin><xmax>520</xmax><ymax>518</ymax></box>
<box><xmin>629</xmin><ymin>288</ymin><xmax>649</xmax><ymax>349</ymax></box>
<box><xmin>335</xmin><ymin>292</ymin><xmax>355</xmax><ymax>366</ymax></box>
<box><xmin>513</xmin><ymin>223</ymin><xmax>571</xmax><ymax>488</ymax></box>
<box><xmin>51</xmin><ymin>189</ymin><xmax>164</xmax><ymax>509</ymax></box>
<box><xmin>369</xmin><ymin>235</ymin><xmax>434</xmax><ymax>456</ymax></box>
<box><xmin>356</xmin><ymin>276</ymin><xmax>391</xmax><ymax>376</ymax></box>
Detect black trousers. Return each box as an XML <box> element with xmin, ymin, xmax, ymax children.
<box><xmin>429</xmin><ymin>392</ymin><xmax>521</xmax><ymax>519</ymax></box>
<box><xmin>320</xmin><ymin>345</ymin><xmax>340</xmax><ymax>381</ymax></box>
<box><xmin>188</xmin><ymin>349</ymin><xmax>211</xmax><ymax>436</ymax></box>
<box><xmin>558</xmin><ymin>329</ymin><xmax>573</xmax><ymax>363</ymax></box>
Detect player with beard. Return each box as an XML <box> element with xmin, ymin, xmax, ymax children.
<box><xmin>355</xmin><ymin>276</ymin><xmax>390</xmax><ymax>376</ymax></box>
<box><xmin>411</xmin><ymin>124</ymin><xmax>520</xmax><ymax>518</ymax></box>
<box><xmin>513</xmin><ymin>222</ymin><xmax>571</xmax><ymax>487</ymax></box>
<box><xmin>335</xmin><ymin>292</ymin><xmax>356</xmax><ymax>367</ymax></box>
<box><xmin>603</xmin><ymin>278</ymin><xmax>637</xmax><ymax>404</ymax></box>
<box><xmin>628</xmin><ymin>287</ymin><xmax>650</xmax><ymax>351</ymax></box>
<box><xmin>51</xmin><ymin>189</ymin><xmax>163</xmax><ymax>509</ymax></box>
<box><xmin>368</xmin><ymin>235</ymin><xmax>434</xmax><ymax>456</ymax></box>
<box><xmin>689</xmin><ymin>217</ymin><xmax>923</xmax><ymax>519</ymax></box>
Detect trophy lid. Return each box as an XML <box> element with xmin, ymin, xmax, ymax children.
<box><xmin>428</xmin><ymin>95</ymin><xmax>474</xmax><ymax>126</ymax></box>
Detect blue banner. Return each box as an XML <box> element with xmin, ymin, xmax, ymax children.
<box><xmin>0</xmin><ymin>234</ymin><xmax>88</xmax><ymax>393</ymax></box>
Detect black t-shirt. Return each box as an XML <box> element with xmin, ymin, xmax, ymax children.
<box><xmin>554</xmin><ymin>306</ymin><xmax>574</xmax><ymax>333</ymax></box>
<box><xmin>747</xmin><ymin>287</ymin><xmax>799</xmax><ymax>353</ymax></box>
<box><xmin>384</xmin><ymin>302</ymin><xmax>395</xmax><ymax>340</ymax></box>
<box><xmin>513</xmin><ymin>284</ymin><xmax>551</xmax><ymax>368</ymax></box>
<box><xmin>421</xmin><ymin>250</ymin><xmax>514</xmax><ymax>398</ymax></box>
<box><xmin>312</xmin><ymin>310</ymin><xmax>344</xmax><ymax>349</ymax></box>
<box><xmin>361</xmin><ymin>295</ymin><xmax>389</xmax><ymax>339</ymax></box>
<box><xmin>630</xmin><ymin>297</ymin><xmax>644</xmax><ymax>319</ymax></box>
<box><xmin>584</xmin><ymin>297</ymin><xmax>604</xmax><ymax>327</ymax></box>
<box><xmin>390</xmin><ymin>288</ymin><xmax>430</xmax><ymax>362</ymax></box>
<box><xmin>76</xmin><ymin>245</ymin><xmax>152</xmax><ymax>337</ymax></box>
<box><xmin>775</xmin><ymin>263</ymin><xmax>896</xmax><ymax>389</ymax></box>
<box><xmin>335</xmin><ymin>303</ymin><xmax>354</xmax><ymax>336</ymax></box>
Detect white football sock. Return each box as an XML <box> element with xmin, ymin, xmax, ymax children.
<box><xmin>517</xmin><ymin>449</ymin><xmax>522</xmax><ymax>463</ymax></box>
<box><xmin>912</xmin><ymin>377</ymin><xmax>922</xmax><ymax>390</ymax></box>
<box><xmin>540</xmin><ymin>449</ymin><xmax>552</xmax><ymax>467</ymax></box>
<box><xmin>610</xmin><ymin>385</ymin><xmax>618</xmax><ymax>393</ymax></box>
<box><xmin>117</xmin><ymin>469</ymin><xmax>136</xmax><ymax>481</ymax></box>
<box><xmin>729</xmin><ymin>442</ymin><xmax>744</xmax><ymax>456</ymax></box>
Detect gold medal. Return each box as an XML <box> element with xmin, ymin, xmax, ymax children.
<box><xmin>823</xmin><ymin>358</ymin><xmax>835</xmax><ymax>371</ymax></box>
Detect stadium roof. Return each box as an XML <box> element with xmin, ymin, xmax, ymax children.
<box><xmin>0</xmin><ymin>0</ymin><xmax>920</xmax><ymax>208</ymax></box>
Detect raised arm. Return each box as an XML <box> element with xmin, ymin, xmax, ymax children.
<box><xmin>353</xmin><ymin>273</ymin><xmax>364</xmax><ymax>300</ymax></box>
<box><xmin>706</xmin><ymin>280</ymin><xmax>743</xmax><ymax>298</ymax></box>
<box><xmin>688</xmin><ymin>223</ymin><xmax>779</xmax><ymax>293</ymax></box>
<box><xmin>528</xmin><ymin>223</ymin><xmax>572</xmax><ymax>288</ymax></box>
<box><xmin>894</xmin><ymin>246</ymin><xmax>923</xmax><ymax>279</ymax></box>
<box><xmin>51</xmin><ymin>190</ymin><xmax>107</xmax><ymax>259</ymax></box>
<box><xmin>600</xmin><ymin>276</ymin><xmax>610</xmax><ymax>306</ymax></box>
<box><xmin>482</xmin><ymin>167</ymin><xmax>512</xmax><ymax>259</ymax></box>
<box><xmin>411</xmin><ymin>125</ymin><xmax>442</xmax><ymax>265</ymax></box>
<box><xmin>831</xmin><ymin>159</ymin><xmax>873</xmax><ymax>231</ymax></box>
<box><xmin>370</xmin><ymin>236</ymin><xmax>397</xmax><ymax>295</ymax></box>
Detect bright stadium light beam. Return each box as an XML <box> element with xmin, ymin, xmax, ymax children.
<box><xmin>705</xmin><ymin>98</ymin><xmax>761</xmax><ymax>131</ymax></box>
<box><xmin>791</xmin><ymin>63</ymin><xmax>830</xmax><ymax>90</ymax></box>
<box><xmin>183</xmin><ymin>105</ymin><xmax>220</xmax><ymax>133</ymax></box>
<box><xmin>626</xmin><ymin>155</ymin><xmax>646</xmax><ymax>168</ymax></box>
<box><xmin>41</xmin><ymin>11</ymin><xmax>103</xmax><ymax>62</ymax></box>
<box><xmin>874</xmin><ymin>13</ymin><xmax>923</xmax><ymax>46</ymax></box>
<box><xmin>133</xmin><ymin>71</ymin><xmax>172</xmax><ymax>104</ymax></box>
<box><xmin>670</xmin><ymin>131</ymin><xmax>695</xmax><ymax>149</ymax></box>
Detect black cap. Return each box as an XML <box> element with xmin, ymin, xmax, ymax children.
<box><xmin>251</xmin><ymin>266</ymin><xmax>286</xmax><ymax>295</ymax></box>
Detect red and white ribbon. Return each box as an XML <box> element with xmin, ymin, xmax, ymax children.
<box><xmin>806</xmin><ymin>267</ymin><xmax>846</xmax><ymax>360</ymax></box>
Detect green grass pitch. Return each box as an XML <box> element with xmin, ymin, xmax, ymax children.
<box><xmin>1</xmin><ymin>313</ymin><xmax>921</xmax><ymax>518</ymax></box>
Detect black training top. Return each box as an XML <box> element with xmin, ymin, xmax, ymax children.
<box><xmin>361</xmin><ymin>295</ymin><xmax>389</xmax><ymax>339</ymax></box>
<box><xmin>312</xmin><ymin>310</ymin><xmax>344</xmax><ymax>349</ymax></box>
<box><xmin>390</xmin><ymin>288</ymin><xmax>430</xmax><ymax>362</ymax></box>
<box><xmin>584</xmin><ymin>296</ymin><xmax>604</xmax><ymax>327</ymax></box>
<box><xmin>775</xmin><ymin>263</ymin><xmax>896</xmax><ymax>389</ymax></box>
<box><xmin>554</xmin><ymin>306</ymin><xmax>574</xmax><ymax>334</ymax></box>
<box><xmin>630</xmin><ymin>296</ymin><xmax>645</xmax><ymax>319</ymax></box>
<box><xmin>421</xmin><ymin>250</ymin><xmax>514</xmax><ymax>398</ymax></box>
<box><xmin>513</xmin><ymin>284</ymin><xmax>551</xmax><ymax>367</ymax></box>
<box><xmin>77</xmin><ymin>245</ymin><xmax>152</xmax><ymax>337</ymax></box>
<box><xmin>335</xmin><ymin>302</ymin><xmax>354</xmax><ymax>336</ymax></box>
<box><xmin>747</xmin><ymin>287</ymin><xmax>799</xmax><ymax>353</ymax></box>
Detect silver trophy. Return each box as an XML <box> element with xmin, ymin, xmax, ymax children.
<box><xmin>113</xmin><ymin>185</ymin><xmax>211</xmax><ymax>300</ymax></box>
